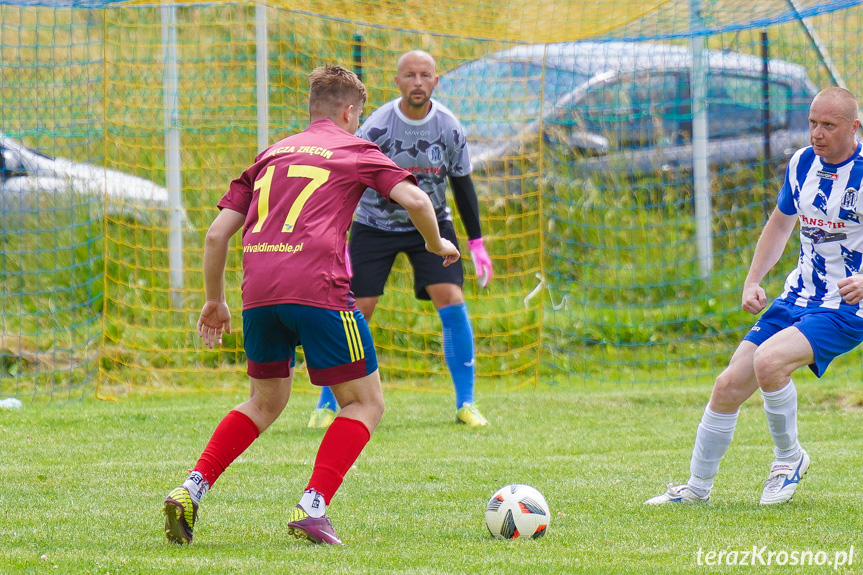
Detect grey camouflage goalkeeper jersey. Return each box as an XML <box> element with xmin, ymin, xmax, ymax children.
<box><xmin>353</xmin><ymin>98</ymin><xmax>472</xmax><ymax>232</ymax></box>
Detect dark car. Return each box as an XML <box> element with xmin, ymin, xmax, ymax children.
<box><xmin>435</xmin><ymin>41</ymin><xmax>818</xmax><ymax>192</ymax></box>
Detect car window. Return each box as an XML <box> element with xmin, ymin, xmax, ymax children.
<box><xmin>631</xmin><ymin>74</ymin><xmax>687</xmax><ymax>147</ymax></box>
<box><xmin>580</xmin><ymin>72</ymin><xmax>685</xmax><ymax>150</ymax></box>
<box><xmin>542</xmin><ymin>65</ymin><xmax>590</xmax><ymax>105</ymax></box>
<box><xmin>1</xmin><ymin>147</ymin><xmax>26</xmax><ymax>174</ymax></box>
<box><xmin>706</xmin><ymin>74</ymin><xmax>791</xmax><ymax>138</ymax></box>
<box><xmin>578</xmin><ymin>72</ymin><xmax>796</xmax><ymax>149</ymax></box>
<box><xmin>437</xmin><ymin>59</ymin><xmax>543</xmax><ymax>141</ymax></box>
<box><xmin>437</xmin><ymin>58</ymin><xmax>590</xmax><ymax>141</ymax></box>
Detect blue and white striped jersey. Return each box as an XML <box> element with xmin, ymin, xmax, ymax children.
<box><xmin>353</xmin><ymin>98</ymin><xmax>472</xmax><ymax>232</ymax></box>
<box><xmin>777</xmin><ymin>142</ymin><xmax>863</xmax><ymax>313</ymax></box>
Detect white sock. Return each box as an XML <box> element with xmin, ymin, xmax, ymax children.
<box><xmin>182</xmin><ymin>471</ymin><xmax>209</xmax><ymax>506</ymax></box>
<box><xmin>762</xmin><ymin>380</ymin><xmax>800</xmax><ymax>462</ymax></box>
<box><xmin>688</xmin><ymin>405</ymin><xmax>738</xmax><ymax>495</ymax></box>
<box><xmin>299</xmin><ymin>489</ymin><xmax>326</xmax><ymax>518</ymax></box>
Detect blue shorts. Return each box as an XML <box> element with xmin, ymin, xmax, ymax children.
<box><xmin>242</xmin><ymin>304</ymin><xmax>377</xmax><ymax>386</ymax></box>
<box><xmin>743</xmin><ymin>298</ymin><xmax>863</xmax><ymax>377</ymax></box>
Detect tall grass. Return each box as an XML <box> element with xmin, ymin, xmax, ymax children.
<box><xmin>5</xmin><ymin>2</ymin><xmax>863</xmax><ymax>398</ymax></box>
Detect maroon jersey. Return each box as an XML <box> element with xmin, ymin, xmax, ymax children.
<box><xmin>218</xmin><ymin>119</ymin><xmax>415</xmax><ymax>310</ymax></box>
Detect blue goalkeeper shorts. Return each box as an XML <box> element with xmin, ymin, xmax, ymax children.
<box><xmin>743</xmin><ymin>298</ymin><xmax>863</xmax><ymax>377</ymax></box>
<box><xmin>242</xmin><ymin>304</ymin><xmax>377</xmax><ymax>386</ymax></box>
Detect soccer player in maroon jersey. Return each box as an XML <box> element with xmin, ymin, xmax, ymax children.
<box><xmin>162</xmin><ymin>64</ymin><xmax>459</xmax><ymax>546</ymax></box>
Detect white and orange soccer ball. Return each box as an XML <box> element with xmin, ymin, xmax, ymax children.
<box><xmin>484</xmin><ymin>484</ymin><xmax>550</xmax><ymax>540</ymax></box>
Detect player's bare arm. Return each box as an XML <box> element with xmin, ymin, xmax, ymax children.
<box><xmin>197</xmin><ymin>208</ymin><xmax>245</xmax><ymax>348</ymax></box>
<box><xmin>741</xmin><ymin>208</ymin><xmax>798</xmax><ymax>314</ymax></box>
<box><xmin>388</xmin><ymin>179</ymin><xmax>460</xmax><ymax>266</ymax></box>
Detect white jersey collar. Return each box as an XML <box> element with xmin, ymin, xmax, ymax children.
<box><xmin>393</xmin><ymin>97</ymin><xmax>437</xmax><ymax>126</ymax></box>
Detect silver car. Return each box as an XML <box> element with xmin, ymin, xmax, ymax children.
<box><xmin>436</xmin><ymin>41</ymin><xmax>818</xmax><ymax>190</ymax></box>
<box><xmin>0</xmin><ymin>132</ymin><xmax>185</xmax><ymax>225</ymax></box>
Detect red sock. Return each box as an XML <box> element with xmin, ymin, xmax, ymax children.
<box><xmin>307</xmin><ymin>417</ymin><xmax>371</xmax><ymax>504</ymax></box>
<box><xmin>194</xmin><ymin>410</ymin><xmax>260</xmax><ymax>486</ymax></box>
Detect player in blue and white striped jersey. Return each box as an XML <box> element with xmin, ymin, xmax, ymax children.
<box><xmin>646</xmin><ymin>87</ymin><xmax>863</xmax><ymax>506</ymax></box>
<box><xmin>777</xmin><ymin>131</ymin><xmax>863</xmax><ymax>309</ymax></box>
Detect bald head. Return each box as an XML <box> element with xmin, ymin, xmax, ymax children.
<box><xmin>812</xmin><ymin>87</ymin><xmax>859</xmax><ymax>124</ymax></box>
<box><xmin>809</xmin><ymin>87</ymin><xmax>860</xmax><ymax>164</ymax></box>
<box><xmin>397</xmin><ymin>50</ymin><xmax>437</xmax><ymax>75</ymax></box>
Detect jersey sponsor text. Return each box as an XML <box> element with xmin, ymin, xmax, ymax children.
<box><xmin>268</xmin><ymin>145</ymin><xmax>334</xmax><ymax>160</ymax></box>
<box><xmin>800</xmin><ymin>214</ymin><xmax>847</xmax><ymax>229</ymax></box>
<box><xmin>243</xmin><ymin>241</ymin><xmax>304</xmax><ymax>253</ymax></box>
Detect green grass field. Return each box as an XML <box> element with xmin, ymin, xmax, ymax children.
<box><xmin>4</xmin><ymin>379</ymin><xmax>863</xmax><ymax>574</ymax></box>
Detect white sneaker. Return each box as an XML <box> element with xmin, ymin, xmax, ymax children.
<box><xmin>760</xmin><ymin>448</ymin><xmax>810</xmax><ymax>505</ymax></box>
<box><xmin>644</xmin><ymin>483</ymin><xmax>710</xmax><ymax>505</ymax></box>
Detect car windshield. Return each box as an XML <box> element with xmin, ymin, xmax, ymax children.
<box><xmin>436</xmin><ymin>58</ymin><xmax>591</xmax><ymax>142</ymax></box>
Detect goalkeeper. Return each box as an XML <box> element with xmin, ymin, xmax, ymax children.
<box><xmin>308</xmin><ymin>50</ymin><xmax>493</xmax><ymax>429</ymax></box>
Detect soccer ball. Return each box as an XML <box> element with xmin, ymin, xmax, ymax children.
<box><xmin>484</xmin><ymin>484</ymin><xmax>550</xmax><ymax>540</ymax></box>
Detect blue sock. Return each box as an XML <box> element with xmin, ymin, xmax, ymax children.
<box><xmin>438</xmin><ymin>303</ymin><xmax>475</xmax><ymax>408</ymax></box>
<box><xmin>316</xmin><ymin>386</ymin><xmax>338</xmax><ymax>411</ymax></box>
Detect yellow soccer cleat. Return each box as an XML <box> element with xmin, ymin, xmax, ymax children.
<box><xmin>456</xmin><ymin>403</ymin><xmax>489</xmax><ymax>427</ymax></box>
<box><xmin>163</xmin><ymin>486</ymin><xmax>198</xmax><ymax>544</ymax></box>
<box><xmin>307</xmin><ymin>407</ymin><xmax>337</xmax><ymax>429</ymax></box>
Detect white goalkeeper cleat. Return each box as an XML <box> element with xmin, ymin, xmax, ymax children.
<box><xmin>760</xmin><ymin>448</ymin><xmax>810</xmax><ymax>505</ymax></box>
<box><xmin>645</xmin><ymin>483</ymin><xmax>710</xmax><ymax>505</ymax></box>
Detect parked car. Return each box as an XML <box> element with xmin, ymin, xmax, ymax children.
<box><xmin>0</xmin><ymin>131</ymin><xmax>185</xmax><ymax>225</ymax></box>
<box><xmin>435</xmin><ymin>41</ymin><xmax>818</xmax><ymax>194</ymax></box>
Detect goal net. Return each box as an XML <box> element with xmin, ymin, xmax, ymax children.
<box><xmin>2</xmin><ymin>0</ymin><xmax>862</xmax><ymax>401</ymax></box>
